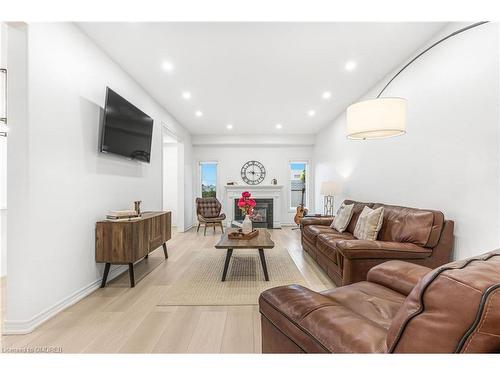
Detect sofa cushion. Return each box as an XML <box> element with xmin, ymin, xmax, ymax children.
<box><xmin>316</xmin><ymin>232</ymin><xmax>354</xmax><ymax>264</ymax></box>
<box><xmin>330</xmin><ymin>203</ymin><xmax>354</xmax><ymax>233</ymax></box>
<box><xmin>344</xmin><ymin>200</ymin><xmax>374</xmax><ymax>234</ymax></box>
<box><xmin>302</xmin><ymin>225</ymin><xmax>338</xmax><ymax>243</ymax></box>
<box><xmin>320</xmin><ymin>281</ymin><xmax>406</xmax><ymax>330</ymax></box>
<box><xmin>336</xmin><ymin>239</ymin><xmax>432</xmax><ymax>260</ymax></box>
<box><xmin>373</xmin><ymin>203</ymin><xmax>439</xmax><ymax>247</ymax></box>
<box><xmin>367</xmin><ymin>261</ymin><xmax>432</xmax><ymax>296</ymax></box>
<box><xmin>260</xmin><ymin>283</ymin><xmax>406</xmax><ymax>353</ymax></box>
<box><xmin>354</xmin><ymin>206</ymin><xmax>384</xmax><ymax>240</ymax></box>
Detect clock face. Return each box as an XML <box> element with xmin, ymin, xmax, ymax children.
<box><xmin>241</xmin><ymin>161</ymin><xmax>266</xmax><ymax>185</ymax></box>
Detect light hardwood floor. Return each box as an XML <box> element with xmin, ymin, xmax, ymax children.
<box><xmin>1</xmin><ymin>227</ymin><xmax>334</xmax><ymax>353</ymax></box>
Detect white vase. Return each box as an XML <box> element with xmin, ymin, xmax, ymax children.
<box><xmin>242</xmin><ymin>214</ymin><xmax>253</xmax><ymax>234</ymax></box>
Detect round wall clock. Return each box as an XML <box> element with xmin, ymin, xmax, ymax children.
<box><xmin>241</xmin><ymin>160</ymin><xmax>266</xmax><ymax>185</ymax></box>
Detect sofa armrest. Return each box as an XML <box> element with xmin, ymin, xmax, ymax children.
<box><xmin>367</xmin><ymin>261</ymin><xmax>432</xmax><ymax>295</ymax></box>
<box><xmin>259</xmin><ymin>284</ymin><xmax>334</xmax><ymax>353</ymax></box>
<box><xmin>300</xmin><ymin>216</ymin><xmax>334</xmax><ymax>227</ymax></box>
<box><xmin>336</xmin><ymin>240</ymin><xmax>432</xmax><ymax>260</ymax></box>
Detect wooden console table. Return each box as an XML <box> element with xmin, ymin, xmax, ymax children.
<box><xmin>96</xmin><ymin>211</ymin><xmax>171</xmax><ymax>287</ymax></box>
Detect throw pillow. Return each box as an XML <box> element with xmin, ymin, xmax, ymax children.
<box><xmin>353</xmin><ymin>206</ymin><xmax>384</xmax><ymax>240</ymax></box>
<box><xmin>330</xmin><ymin>203</ymin><xmax>354</xmax><ymax>233</ymax></box>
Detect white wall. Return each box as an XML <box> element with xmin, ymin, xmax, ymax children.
<box><xmin>0</xmin><ymin>23</ymin><xmax>7</xmax><ymax>278</ymax></box>
<box><xmin>193</xmin><ymin>144</ymin><xmax>314</xmax><ymax>225</ymax></box>
<box><xmin>163</xmin><ymin>141</ymin><xmax>179</xmax><ymax>226</ymax></box>
<box><xmin>5</xmin><ymin>23</ymin><xmax>192</xmax><ymax>332</ymax></box>
<box><xmin>314</xmin><ymin>22</ymin><xmax>500</xmax><ymax>261</ymax></box>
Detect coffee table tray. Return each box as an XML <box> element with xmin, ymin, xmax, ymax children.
<box><xmin>227</xmin><ymin>229</ymin><xmax>258</xmax><ymax>240</ymax></box>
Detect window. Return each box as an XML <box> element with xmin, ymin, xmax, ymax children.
<box><xmin>289</xmin><ymin>161</ymin><xmax>308</xmax><ymax>210</ymax></box>
<box><xmin>200</xmin><ymin>162</ymin><xmax>217</xmax><ymax>198</ymax></box>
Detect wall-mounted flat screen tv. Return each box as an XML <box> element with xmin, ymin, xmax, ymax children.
<box><xmin>100</xmin><ymin>87</ymin><xmax>153</xmax><ymax>163</ymax></box>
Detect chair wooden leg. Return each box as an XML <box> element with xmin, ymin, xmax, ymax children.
<box><xmin>213</xmin><ymin>223</ymin><xmax>216</xmax><ymax>234</ymax></box>
<box><xmin>220</xmin><ymin>222</ymin><xmax>224</xmax><ymax>233</ymax></box>
<box><xmin>197</xmin><ymin>223</ymin><xmax>200</xmax><ymax>233</ymax></box>
<box><xmin>204</xmin><ymin>223</ymin><xmax>207</xmax><ymax>236</ymax></box>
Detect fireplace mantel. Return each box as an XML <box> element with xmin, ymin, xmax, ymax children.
<box><xmin>224</xmin><ymin>185</ymin><xmax>283</xmax><ymax>228</ymax></box>
<box><xmin>224</xmin><ymin>185</ymin><xmax>283</xmax><ymax>190</ymax></box>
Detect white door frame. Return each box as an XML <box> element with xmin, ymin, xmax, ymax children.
<box><xmin>161</xmin><ymin>124</ymin><xmax>185</xmax><ymax>231</ymax></box>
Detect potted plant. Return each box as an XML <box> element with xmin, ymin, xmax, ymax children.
<box><xmin>237</xmin><ymin>191</ymin><xmax>256</xmax><ymax>233</ymax></box>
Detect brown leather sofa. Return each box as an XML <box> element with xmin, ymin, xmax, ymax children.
<box><xmin>301</xmin><ymin>200</ymin><xmax>454</xmax><ymax>286</ymax></box>
<box><xmin>259</xmin><ymin>250</ymin><xmax>500</xmax><ymax>353</ymax></box>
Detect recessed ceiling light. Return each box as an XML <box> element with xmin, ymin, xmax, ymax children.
<box><xmin>226</xmin><ymin>124</ymin><xmax>233</xmax><ymax>130</ymax></box>
<box><xmin>162</xmin><ymin>61</ymin><xmax>174</xmax><ymax>72</ymax></box>
<box><xmin>195</xmin><ymin>111</ymin><xmax>203</xmax><ymax>117</ymax></box>
<box><xmin>322</xmin><ymin>91</ymin><xmax>332</xmax><ymax>100</ymax></box>
<box><xmin>308</xmin><ymin>110</ymin><xmax>316</xmax><ymax>117</ymax></box>
<box><xmin>182</xmin><ymin>91</ymin><xmax>192</xmax><ymax>100</ymax></box>
<box><xmin>345</xmin><ymin>60</ymin><xmax>357</xmax><ymax>72</ymax></box>
<box><xmin>275</xmin><ymin>123</ymin><xmax>283</xmax><ymax>129</ymax></box>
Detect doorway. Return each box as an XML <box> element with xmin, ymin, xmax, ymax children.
<box><xmin>162</xmin><ymin>126</ymin><xmax>184</xmax><ymax>231</ymax></box>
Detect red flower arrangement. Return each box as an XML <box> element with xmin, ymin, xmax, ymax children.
<box><xmin>237</xmin><ymin>191</ymin><xmax>256</xmax><ymax>216</ymax></box>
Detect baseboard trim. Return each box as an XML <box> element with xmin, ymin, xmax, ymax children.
<box><xmin>184</xmin><ymin>223</ymin><xmax>196</xmax><ymax>232</ymax></box>
<box><xmin>3</xmin><ymin>265</ymin><xmax>128</xmax><ymax>335</ymax></box>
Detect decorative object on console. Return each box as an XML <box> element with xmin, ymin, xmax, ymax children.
<box><xmin>106</xmin><ymin>209</ymin><xmax>139</xmax><ymax>220</ymax></box>
<box><xmin>241</xmin><ymin>160</ymin><xmax>266</xmax><ymax>185</ymax></box>
<box><xmin>346</xmin><ymin>22</ymin><xmax>488</xmax><ymax>140</ymax></box>
<box><xmin>134</xmin><ymin>200</ymin><xmax>142</xmax><ymax>216</ymax></box>
<box><xmin>320</xmin><ymin>181</ymin><xmax>338</xmax><ymax>216</ymax></box>
<box><xmin>330</xmin><ymin>202</ymin><xmax>354</xmax><ymax>233</ymax></box>
<box><xmin>271</xmin><ymin>178</ymin><xmax>277</xmax><ymax>185</ymax></box>
<box><xmin>238</xmin><ymin>191</ymin><xmax>256</xmax><ymax>234</ymax></box>
<box><xmin>353</xmin><ymin>206</ymin><xmax>384</xmax><ymax>240</ymax></box>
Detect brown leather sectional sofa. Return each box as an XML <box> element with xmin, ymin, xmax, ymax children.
<box><xmin>301</xmin><ymin>200</ymin><xmax>454</xmax><ymax>286</ymax></box>
<box><xmin>259</xmin><ymin>250</ymin><xmax>500</xmax><ymax>353</ymax></box>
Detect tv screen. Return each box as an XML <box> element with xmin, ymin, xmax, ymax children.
<box><xmin>100</xmin><ymin>87</ymin><xmax>153</xmax><ymax>163</ymax></box>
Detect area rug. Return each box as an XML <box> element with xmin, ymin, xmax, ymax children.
<box><xmin>157</xmin><ymin>247</ymin><xmax>308</xmax><ymax>306</ymax></box>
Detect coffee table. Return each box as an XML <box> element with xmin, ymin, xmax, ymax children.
<box><xmin>214</xmin><ymin>228</ymin><xmax>275</xmax><ymax>281</ymax></box>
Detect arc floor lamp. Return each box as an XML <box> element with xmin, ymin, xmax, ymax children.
<box><xmin>346</xmin><ymin>21</ymin><xmax>489</xmax><ymax>140</ymax></box>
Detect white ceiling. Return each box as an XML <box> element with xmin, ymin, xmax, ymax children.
<box><xmin>78</xmin><ymin>22</ymin><xmax>447</xmax><ymax>135</ymax></box>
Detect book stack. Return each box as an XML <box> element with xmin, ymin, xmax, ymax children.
<box><xmin>106</xmin><ymin>210</ymin><xmax>140</xmax><ymax>220</ymax></box>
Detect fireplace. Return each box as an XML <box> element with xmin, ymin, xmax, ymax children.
<box><xmin>234</xmin><ymin>198</ymin><xmax>274</xmax><ymax>229</ymax></box>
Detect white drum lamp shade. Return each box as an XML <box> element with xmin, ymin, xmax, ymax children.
<box><xmin>320</xmin><ymin>181</ymin><xmax>338</xmax><ymax>196</ymax></box>
<box><xmin>346</xmin><ymin>97</ymin><xmax>407</xmax><ymax>140</ymax></box>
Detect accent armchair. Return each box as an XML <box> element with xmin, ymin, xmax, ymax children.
<box><xmin>196</xmin><ymin>197</ymin><xmax>226</xmax><ymax>235</ymax></box>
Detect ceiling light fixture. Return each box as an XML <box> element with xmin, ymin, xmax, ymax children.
<box><xmin>195</xmin><ymin>111</ymin><xmax>203</xmax><ymax>117</ymax></box>
<box><xmin>182</xmin><ymin>91</ymin><xmax>192</xmax><ymax>100</ymax></box>
<box><xmin>162</xmin><ymin>61</ymin><xmax>174</xmax><ymax>72</ymax></box>
<box><xmin>346</xmin><ymin>21</ymin><xmax>488</xmax><ymax>140</ymax></box>
<box><xmin>344</xmin><ymin>60</ymin><xmax>357</xmax><ymax>72</ymax></box>
<box><xmin>275</xmin><ymin>123</ymin><xmax>283</xmax><ymax>130</ymax></box>
<box><xmin>226</xmin><ymin>124</ymin><xmax>233</xmax><ymax>130</ymax></box>
<box><xmin>322</xmin><ymin>91</ymin><xmax>332</xmax><ymax>100</ymax></box>
<box><xmin>308</xmin><ymin>110</ymin><xmax>316</xmax><ymax>117</ymax></box>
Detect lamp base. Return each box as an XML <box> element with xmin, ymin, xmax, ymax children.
<box><xmin>324</xmin><ymin>196</ymin><xmax>334</xmax><ymax>216</ymax></box>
